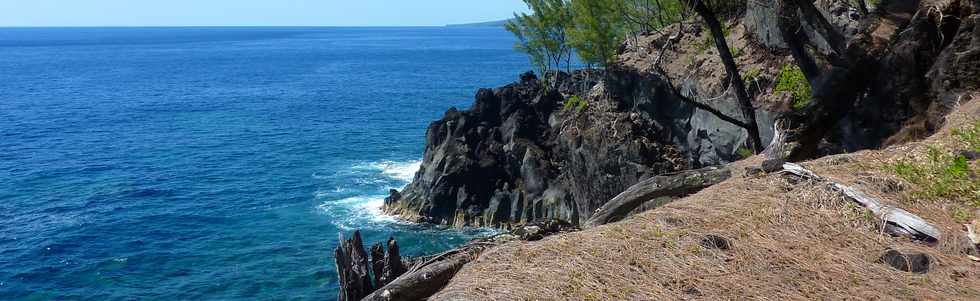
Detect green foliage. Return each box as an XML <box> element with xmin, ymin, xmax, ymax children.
<box><xmin>617</xmin><ymin>0</ymin><xmax>685</xmax><ymax>33</ymax></box>
<box><xmin>774</xmin><ymin>64</ymin><xmax>812</xmax><ymax>110</ymax></box>
<box><xmin>568</xmin><ymin>0</ymin><xmax>625</xmax><ymax>70</ymax></box>
<box><xmin>891</xmin><ymin>125</ymin><xmax>980</xmax><ymax>208</ymax></box>
<box><xmin>507</xmin><ymin>0</ymin><xmax>749</xmax><ymax>73</ymax></box>
<box><xmin>741</xmin><ymin>68</ymin><xmax>761</xmax><ymax>84</ymax></box>
<box><xmin>506</xmin><ymin>0</ymin><xmax>573</xmax><ymax>76</ymax></box>
<box><xmin>506</xmin><ymin>18</ymin><xmax>549</xmax><ymax>75</ymax></box>
<box><xmin>563</xmin><ymin>95</ymin><xmax>589</xmax><ymax>113</ymax></box>
<box><xmin>576</xmin><ymin>97</ymin><xmax>589</xmax><ymax>113</ymax></box>
<box><xmin>736</xmin><ymin>147</ymin><xmax>753</xmax><ymax>159</ymax></box>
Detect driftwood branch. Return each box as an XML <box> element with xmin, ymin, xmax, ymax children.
<box><xmin>584</xmin><ymin>166</ymin><xmax>733</xmax><ymax>227</ymax></box>
<box><xmin>338</xmin><ymin>221</ymin><xmax>576</xmax><ymax>301</ymax></box>
<box><xmin>781</xmin><ymin>162</ymin><xmax>942</xmax><ymax>241</ymax></box>
<box><xmin>763</xmin><ymin>120</ymin><xmax>788</xmax><ymax>161</ymax></box>
<box><xmin>362</xmin><ymin>243</ymin><xmax>491</xmax><ymax>301</ymax></box>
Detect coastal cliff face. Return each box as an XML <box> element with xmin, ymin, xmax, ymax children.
<box><xmin>385</xmin><ymin>1</ymin><xmax>980</xmax><ymax>229</ymax></box>
<box><xmin>383</xmin><ymin>68</ymin><xmax>775</xmax><ymax>228</ymax></box>
<box><xmin>383</xmin><ymin>72</ymin><xmax>677</xmax><ymax>227</ymax></box>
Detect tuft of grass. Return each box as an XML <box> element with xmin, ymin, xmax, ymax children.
<box><xmin>736</xmin><ymin>147</ymin><xmax>754</xmax><ymax>159</ymax></box>
<box><xmin>774</xmin><ymin>64</ymin><xmax>812</xmax><ymax>110</ymax></box>
<box><xmin>741</xmin><ymin>68</ymin><xmax>761</xmax><ymax>84</ymax></box>
<box><xmin>951</xmin><ymin>120</ymin><xmax>980</xmax><ymax>152</ymax></box>
<box><xmin>890</xmin><ymin>121</ymin><xmax>980</xmax><ymax>208</ymax></box>
<box><xmin>563</xmin><ymin>95</ymin><xmax>589</xmax><ymax>114</ymax></box>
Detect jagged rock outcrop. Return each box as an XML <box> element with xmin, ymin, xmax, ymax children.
<box><xmin>384</xmin><ymin>69</ymin><xmax>775</xmax><ymax>228</ymax></box>
<box><xmin>746</xmin><ymin>0</ymin><xmax>862</xmax><ymax>53</ymax></box>
<box><xmin>745</xmin><ymin>0</ymin><xmax>980</xmax><ymax>153</ymax></box>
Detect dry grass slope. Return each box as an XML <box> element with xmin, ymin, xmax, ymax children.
<box><xmin>432</xmin><ymin>96</ymin><xmax>980</xmax><ymax>300</ymax></box>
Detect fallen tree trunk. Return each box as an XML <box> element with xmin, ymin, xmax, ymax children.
<box><xmin>781</xmin><ymin>162</ymin><xmax>942</xmax><ymax>241</ymax></box>
<box><xmin>337</xmin><ymin>221</ymin><xmax>576</xmax><ymax>301</ymax></box>
<box><xmin>362</xmin><ymin>242</ymin><xmax>492</xmax><ymax>301</ymax></box>
<box><xmin>584</xmin><ymin>166</ymin><xmax>733</xmax><ymax>227</ymax></box>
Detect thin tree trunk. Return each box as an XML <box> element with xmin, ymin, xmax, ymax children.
<box><xmin>685</xmin><ymin>0</ymin><xmax>765</xmax><ymax>152</ymax></box>
<box><xmin>791</xmin><ymin>0</ymin><xmax>847</xmax><ymax>55</ymax></box>
<box><xmin>780</xmin><ymin>0</ymin><xmax>922</xmax><ymax>160</ymax></box>
<box><xmin>855</xmin><ymin>0</ymin><xmax>870</xmax><ymax>15</ymax></box>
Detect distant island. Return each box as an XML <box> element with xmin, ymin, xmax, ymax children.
<box><xmin>445</xmin><ymin>19</ymin><xmax>510</xmax><ymax>27</ymax></box>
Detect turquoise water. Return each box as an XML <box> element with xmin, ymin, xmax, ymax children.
<box><xmin>0</xmin><ymin>27</ymin><xmax>527</xmax><ymax>300</ymax></box>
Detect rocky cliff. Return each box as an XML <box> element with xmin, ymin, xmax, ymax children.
<box><xmin>383</xmin><ymin>67</ymin><xmax>777</xmax><ymax>228</ymax></box>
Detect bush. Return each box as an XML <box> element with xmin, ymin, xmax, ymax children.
<box><xmin>774</xmin><ymin>64</ymin><xmax>812</xmax><ymax>110</ymax></box>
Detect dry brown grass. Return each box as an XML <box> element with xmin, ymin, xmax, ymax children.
<box><xmin>430</xmin><ymin>97</ymin><xmax>980</xmax><ymax>301</ymax></box>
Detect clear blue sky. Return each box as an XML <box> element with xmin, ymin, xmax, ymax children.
<box><xmin>0</xmin><ymin>0</ymin><xmax>528</xmax><ymax>27</ymax></box>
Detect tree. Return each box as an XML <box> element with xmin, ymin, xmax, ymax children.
<box><xmin>506</xmin><ymin>0</ymin><xmax>573</xmax><ymax>78</ymax></box>
<box><xmin>616</xmin><ymin>0</ymin><xmax>687</xmax><ymax>52</ymax></box>
<box><xmin>568</xmin><ymin>0</ymin><xmax>626</xmax><ymax>70</ymax></box>
<box><xmin>682</xmin><ymin>0</ymin><xmax>764</xmax><ymax>153</ymax></box>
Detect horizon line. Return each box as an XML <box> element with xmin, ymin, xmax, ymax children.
<box><xmin>0</xmin><ymin>25</ymin><xmax>498</xmax><ymax>28</ymax></box>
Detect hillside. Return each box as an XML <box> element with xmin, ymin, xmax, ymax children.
<box><xmin>433</xmin><ymin>97</ymin><xmax>979</xmax><ymax>300</ymax></box>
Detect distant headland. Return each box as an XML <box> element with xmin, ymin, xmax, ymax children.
<box><xmin>445</xmin><ymin>19</ymin><xmax>510</xmax><ymax>27</ymax></box>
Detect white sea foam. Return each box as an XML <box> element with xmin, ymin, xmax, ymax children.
<box><xmin>313</xmin><ymin>159</ymin><xmax>422</xmax><ymax>229</ymax></box>
<box><xmin>374</xmin><ymin>160</ymin><xmax>422</xmax><ymax>183</ymax></box>
<box><xmin>348</xmin><ymin>160</ymin><xmax>421</xmax><ymax>182</ymax></box>
<box><xmin>316</xmin><ymin>195</ymin><xmax>405</xmax><ymax>230</ymax></box>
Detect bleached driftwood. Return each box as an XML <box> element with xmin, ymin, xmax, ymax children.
<box><xmin>781</xmin><ymin>162</ymin><xmax>942</xmax><ymax>241</ymax></box>
<box><xmin>763</xmin><ymin>120</ymin><xmax>787</xmax><ymax>162</ymax></box>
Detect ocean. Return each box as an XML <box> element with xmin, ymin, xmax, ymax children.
<box><xmin>0</xmin><ymin>27</ymin><xmax>528</xmax><ymax>300</ymax></box>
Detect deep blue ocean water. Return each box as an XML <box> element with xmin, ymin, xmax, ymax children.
<box><xmin>0</xmin><ymin>27</ymin><xmax>528</xmax><ymax>300</ymax></box>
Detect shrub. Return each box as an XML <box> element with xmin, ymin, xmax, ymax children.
<box><xmin>774</xmin><ymin>64</ymin><xmax>812</xmax><ymax>110</ymax></box>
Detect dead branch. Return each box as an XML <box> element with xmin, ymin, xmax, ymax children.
<box><xmin>780</xmin><ymin>162</ymin><xmax>942</xmax><ymax>241</ymax></box>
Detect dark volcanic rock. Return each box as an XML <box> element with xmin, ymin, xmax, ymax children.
<box><xmin>879</xmin><ymin>249</ymin><xmax>931</xmax><ymax>274</ymax></box>
<box><xmin>384</xmin><ymin>70</ymin><xmax>775</xmax><ymax>228</ymax></box>
<box><xmin>335</xmin><ymin>231</ymin><xmax>373</xmax><ymax>301</ymax></box>
<box><xmin>700</xmin><ymin>234</ymin><xmax>732</xmax><ymax>251</ymax></box>
<box><xmin>511</xmin><ymin>219</ymin><xmax>578</xmax><ymax>241</ymax></box>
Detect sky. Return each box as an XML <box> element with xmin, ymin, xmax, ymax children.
<box><xmin>0</xmin><ymin>0</ymin><xmax>528</xmax><ymax>27</ymax></box>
